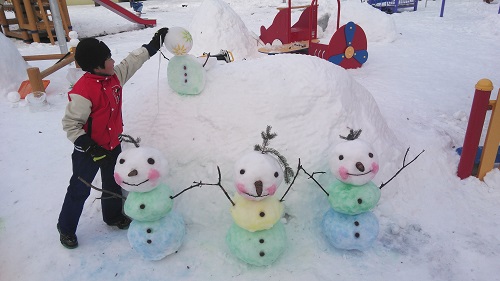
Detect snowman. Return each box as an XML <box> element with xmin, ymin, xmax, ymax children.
<box><xmin>320</xmin><ymin>129</ymin><xmax>381</xmax><ymax>251</ymax></box>
<box><xmin>164</xmin><ymin>27</ymin><xmax>206</xmax><ymax>96</ymax></box>
<box><xmin>114</xmin><ymin>143</ymin><xmax>185</xmax><ymax>261</ymax></box>
<box><xmin>223</xmin><ymin>126</ymin><xmax>294</xmax><ymax>266</ymax></box>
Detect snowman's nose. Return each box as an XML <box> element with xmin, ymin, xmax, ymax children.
<box><xmin>255</xmin><ymin>180</ymin><xmax>263</xmax><ymax>196</ymax></box>
<box><xmin>128</xmin><ymin>169</ymin><xmax>138</xmax><ymax>177</ymax></box>
<box><xmin>356</xmin><ymin>162</ymin><xmax>365</xmax><ymax>172</ymax></box>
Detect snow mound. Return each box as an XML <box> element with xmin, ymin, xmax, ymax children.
<box><xmin>0</xmin><ymin>33</ymin><xmax>28</xmax><ymax>97</ymax></box>
<box><xmin>123</xmin><ymin>54</ymin><xmax>404</xmax><ymax>224</ymax></box>
<box><xmin>322</xmin><ymin>1</ymin><xmax>398</xmax><ymax>43</ymax></box>
<box><xmin>190</xmin><ymin>0</ymin><xmax>260</xmax><ymax>60</ymax></box>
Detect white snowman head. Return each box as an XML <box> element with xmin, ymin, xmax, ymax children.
<box><xmin>114</xmin><ymin>146</ymin><xmax>169</xmax><ymax>193</ymax></box>
<box><xmin>329</xmin><ymin>129</ymin><xmax>379</xmax><ymax>186</ymax></box>
<box><xmin>164</xmin><ymin>27</ymin><xmax>193</xmax><ymax>56</ymax></box>
<box><xmin>234</xmin><ymin>151</ymin><xmax>284</xmax><ymax>201</ymax></box>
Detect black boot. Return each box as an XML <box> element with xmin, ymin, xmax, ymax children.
<box><xmin>107</xmin><ymin>216</ymin><xmax>132</xmax><ymax>230</ymax></box>
<box><xmin>57</xmin><ymin>224</ymin><xmax>78</xmax><ymax>249</ymax></box>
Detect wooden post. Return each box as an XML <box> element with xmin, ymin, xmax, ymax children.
<box><xmin>21</xmin><ymin>0</ymin><xmax>41</xmax><ymax>42</ymax></box>
<box><xmin>477</xmin><ymin>88</ymin><xmax>500</xmax><ymax>180</ymax></box>
<box><xmin>26</xmin><ymin>67</ymin><xmax>45</xmax><ymax>93</ymax></box>
<box><xmin>456</xmin><ymin>79</ymin><xmax>493</xmax><ymax>179</ymax></box>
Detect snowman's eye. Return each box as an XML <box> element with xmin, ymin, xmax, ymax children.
<box><xmin>274</xmin><ymin>172</ymin><xmax>279</xmax><ymax>178</ymax></box>
<box><xmin>339</xmin><ymin>155</ymin><xmax>344</xmax><ymax>160</ymax></box>
<box><xmin>119</xmin><ymin>159</ymin><xmax>125</xmax><ymax>164</ymax></box>
<box><xmin>368</xmin><ymin>153</ymin><xmax>373</xmax><ymax>158</ymax></box>
<box><xmin>147</xmin><ymin>158</ymin><xmax>155</xmax><ymax>165</ymax></box>
<box><xmin>240</xmin><ymin>169</ymin><xmax>245</xmax><ymax>175</ymax></box>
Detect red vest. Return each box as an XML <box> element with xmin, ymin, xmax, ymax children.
<box><xmin>69</xmin><ymin>73</ymin><xmax>123</xmax><ymax>150</ymax></box>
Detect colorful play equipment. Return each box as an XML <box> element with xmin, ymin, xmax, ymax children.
<box><xmin>19</xmin><ymin>48</ymin><xmax>75</xmax><ymax>98</ymax></box>
<box><xmin>457</xmin><ymin>79</ymin><xmax>500</xmax><ymax>180</ymax></box>
<box><xmin>258</xmin><ymin>0</ymin><xmax>368</xmax><ymax>69</ymax></box>
<box><xmin>367</xmin><ymin>0</ymin><xmax>418</xmax><ymax>14</ymax></box>
<box><xmin>92</xmin><ymin>0</ymin><xmax>156</xmax><ymax>27</ymax></box>
<box><xmin>0</xmin><ymin>0</ymin><xmax>72</xmax><ymax>43</ymax></box>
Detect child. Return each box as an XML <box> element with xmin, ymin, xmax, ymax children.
<box><xmin>57</xmin><ymin>28</ymin><xmax>169</xmax><ymax>249</ymax></box>
<box><xmin>130</xmin><ymin>0</ymin><xmax>143</xmax><ymax>16</ymax></box>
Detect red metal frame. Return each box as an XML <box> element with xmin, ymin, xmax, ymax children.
<box><xmin>260</xmin><ymin>0</ymin><xmax>318</xmax><ymax>45</ymax></box>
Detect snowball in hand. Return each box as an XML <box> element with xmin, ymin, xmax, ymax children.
<box><xmin>329</xmin><ymin>139</ymin><xmax>379</xmax><ymax>186</ymax></box>
<box><xmin>114</xmin><ymin>146</ymin><xmax>169</xmax><ymax>193</ymax></box>
<box><xmin>321</xmin><ymin>209</ymin><xmax>379</xmax><ymax>251</ymax></box>
<box><xmin>226</xmin><ymin>221</ymin><xmax>287</xmax><ymax>266</ymax></box>
<box><xmin>127</xmin><ymin>211</ymin><xmax>185</xmax><ymax>261</ymax></box>
<box><xmin>164</xmin><ymin>27</ymin><xmax>193</xmax><ymax>55</ymax></box>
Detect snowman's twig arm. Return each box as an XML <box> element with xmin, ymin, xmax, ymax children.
<box><xmin>194</xmin><ymin>166</ymin><xmax>235</xmax><ymax>206</ymax></box>
<box><xmin>300</xmin><ymin>167</ymin><xmax>328</xmax><ymax>196</ymax></box>
<box><xmin>280</xmin><ymin>158</ymin><xmax>302</xmax><ymax>202</ymax></box>
<box><xmin>170</xmin><ymin>181</ymin><xmax>204</xmax><ymax>199</ymax></box>
<box><xmin>78</xmin><ymin>177</ymin><xmax>127</xmax><ymax>200</ymax></box>
<box><xmin>379</xmin><ymin>148</ymin><xmax>425</xmax><ymax>190</ymax></box>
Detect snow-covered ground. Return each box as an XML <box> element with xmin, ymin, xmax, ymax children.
<box><xmin>1</xmin><ymin>0</ymin><xmax>499</xmax><ymax>280</ymax></box>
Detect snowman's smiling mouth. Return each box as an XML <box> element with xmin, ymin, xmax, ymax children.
<box><xmin>122</xmin><ymin>179</ymin><xmax>149</xmax><ymax>186</ymax></box>
<box><xmin>244</xmin><ymin>192</ymin><xmax>269</xmax><ymax>198</ymax></box>
<box><xmin>347</xmin><ymin>170</ymin><xmax>373</xmax><ymax>177</ymax></box>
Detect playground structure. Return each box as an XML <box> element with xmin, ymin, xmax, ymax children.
<box><xmin>258</xmin><ymin>0</ymin><xmax>368</xmax><ymax>69</ymax></box>
<box><xmin>0</xmin><ymin>0</ymin><xmax>155</xmax><ymax>44</ymax></box>
<box><xmin>0</xmin><ymin>0</ymin><xmax>72</xmax><ymax>43</ymax></box>
<box><xmin>367</xmin><ymin>0</ymin><xmax>418</xmax><ymax>14</ymax></box>
<box><xmin>19</xmin><ymin>48</ymin><xmax>75</xmax><ymax>98</ymax></box>
<box><xmin>92</xmin><ymin>0</ymin><xmax>156</xmax><ymax>27</ymax></box>
<box><xmin>457</xmin><ymin>79</ymin><xmax>500</xmax><ymax>181</ymax></box>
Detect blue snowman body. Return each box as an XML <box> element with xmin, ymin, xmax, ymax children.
<box><xmin>322</xmin><ymin>135</ymin><xmax>381</xmax><ymax>251</ymax></box>
<box><xmin>321</xmin><ymin>208</ymin><xmax>379</xmax><ymax>251</ymax></box>
<box><xmin>114</xmin><ymin>146</ymin><xmax>186</xmax><ymax>260</ymax></box>
<box><xmin>127</xmin><ymin>211</ymin><xmax>185</xmax><ymax>261</ymax></box>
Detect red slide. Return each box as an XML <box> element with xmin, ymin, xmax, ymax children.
<box><xmin>93</xmin><ymin>0</ymin><xmax>156</xmax><ymax>27</ymax></box>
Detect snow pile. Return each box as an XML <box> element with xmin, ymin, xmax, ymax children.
<box><xmin>322</xmin><ymin>1</ymin><xmax>398</xmax><ymax>43</ymax></box>
<box><xmin>0</xmin><ymin>33</ymin><xmax>28</xmax><ymax>96</ymax></box>
<box><xmin>190</xmin><ymin>0</ymin><xmax>261</xmax><ymax>60</ymax></box>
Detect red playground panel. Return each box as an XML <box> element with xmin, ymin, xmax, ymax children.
<box><xmin>260</xmin><ymin>0</ymin><xmax>318</xmax><ymax>45</ymax></box>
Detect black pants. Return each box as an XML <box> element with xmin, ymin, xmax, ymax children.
<box><xmin>58</xmin><ymin>146</ymin><xmax>124</xmax><ymax>235</ymax></box>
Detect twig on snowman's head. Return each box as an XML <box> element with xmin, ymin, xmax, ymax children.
<box><xmin>78</xmin><ymin>177</ymin><xmax>127</xmax><ymax>200</ymax></box>
<box><xmin>339</xmin><ymin>128</ymin><xmax>362</xmax><ymax>141</ymax></box>
<box><xmin>119</xmin><ymin>134</ymin><xmax>141</xmax><ymax>147</ymax></box>
<box><xmin>379</xmin><ymin>148</ymin><xmax>425</xmax><ymax>189</ymax></box>
<box><xmin>254</xmin><ymin>125</ymin><xmax>294</xmax><ymax>183</ymax></box>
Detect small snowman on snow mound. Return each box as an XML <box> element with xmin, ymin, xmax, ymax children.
<box><xmin>114</xmin><ymin>138</ymin><xmax>185</xmax><ymax>261</ymax></box>
<box><xmin>321</xmin><ymin>129</ymin><xmax>381</xmax><ymax>251</ymax></box>
<box><xmin>310</xmin><ymin>129</ymin><xmax>423</xmax><ymax>251</ymax></box>
<box><xmin>164</xmin><ymin>27</ymin><xmax>206</xmax><ymax>96</ymax></box>
<box><xmin>220</xmin><ymin>126</ymin><xmax>294</xmax><ymax>266</ymax></box>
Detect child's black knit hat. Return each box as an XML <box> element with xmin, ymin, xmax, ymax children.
<box><xmin>75</xmin><ymin>38</ymin><xmax>111</xmax><ymax>72</ymax></box>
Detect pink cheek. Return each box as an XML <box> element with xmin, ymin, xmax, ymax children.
<box><xmin>338</xmin><ymin>166</ymin><xmax>349</xmax><ymax>181</ymax></box>
<box><xmin>114</xmin><ymin>173</ymin><xmax>123</xmax><ymax>185</ymax></box>
<box><xmin>236</xmin><ymin>183</ymin><xmax>247</xmax><ymax>195</ymax></box>
<box><xmin>148</xmin><ymin>169</ymin><xmax>160</xmax><ymax>184</ymax></box>
<box><xmin>267</xmin><ymin>184</ymin><xmax>277</xmax><ymax>196</ymax></box>
<box><xmin>372</xmin><ymin>162</ymin><xmax>379</xmax><ymax>174</ymax></box>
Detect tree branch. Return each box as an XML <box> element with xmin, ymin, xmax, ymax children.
<box><xmin>379</xmin><ymin>148</ymin><xmax>425</xmax><ymax>189</ymax></box>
